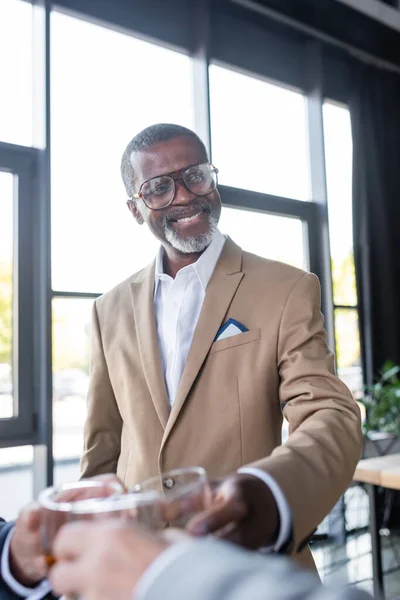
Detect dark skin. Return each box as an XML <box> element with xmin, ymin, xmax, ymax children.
<box><xmin>126</xmin><ymin>135</ymin><xmax>280</xmax><ymax>549</ymax></box>
<box><xmin>127</xmin><ymin>135</ymin><xmax>222</xmax><ymax>278</ymax></box>
<box><xmin>187</xmin><ymin>473</ymin><xmax>280</xmax><ymax>550</ymax></box>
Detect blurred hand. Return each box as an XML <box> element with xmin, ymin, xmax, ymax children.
<box><xmin>55</xmin><ymin>473</ymin><xmax>126</xmax><ymax>502</ymax></box>
<box><xmin>187</xmin><ymin>473</ymin><xmax>279</xmax><ymax>549</ymax></box>
<box><xmin>9</xmin><ymin>472</ymin><xmax>125</xmax><ymax>589</ymax></box>
<box><xmin>9</xmin><ymin>503</ymin><xmax>47</xmax><ymax>587</ymax></box>
<box><xmin>49</xmin><ymin>521</ymin><xmax>169</xmax><ymax>600</ymax></box>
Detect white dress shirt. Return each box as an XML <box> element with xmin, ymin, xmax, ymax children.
<box><xmin>1</xmin><ymin>229</ymin><xmax>291</xmax><ymax>598</ymax></box>
<box><xmin>154</xmin><ymin>229</ymin><xmax>226</xmax><ymax>405</ymax></box>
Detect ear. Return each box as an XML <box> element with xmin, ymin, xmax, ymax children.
<box><xmin>127</xmin><ymin>199</ymin><xmax>145</xmax><ymax>225</ymax></box>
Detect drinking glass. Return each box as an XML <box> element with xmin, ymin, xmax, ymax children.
<box><xmin>39</xmin><ymin>480</ymin><xmax>162</xmax><ymax>600</ymax></box>
<box><xmin>38</xmin><ymin>479</ymin><xmax>124</xmax><ymax>567</ymax></box>
<box><xmin>133</xmin><ymin>466</ymin><xmax>210</xmax><ymax>528</ymax></box>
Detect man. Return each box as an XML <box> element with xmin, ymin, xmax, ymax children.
<box><xmin>49</xmin><ymin>519</ymin><xmax>371</xmax><ymax>600</ymax></box>
<box><xmin>81</xmin><ymin>123</ymin><xmax>362</xmax><ymax>565</ymax></box>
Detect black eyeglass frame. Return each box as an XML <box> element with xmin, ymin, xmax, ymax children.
<box><xmin>129</xmin><ymin>162</ymin><xmax>219</xmax><ymax>210</ymax></box>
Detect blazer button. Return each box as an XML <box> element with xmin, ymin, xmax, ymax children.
<box><xmin>163</xmin><ymin>477</ymin><xmax>175</xmax><ymax>489</ymax></box>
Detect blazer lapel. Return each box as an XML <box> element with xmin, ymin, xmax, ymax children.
<box><xmin>130</xmin><ymin>263</ymin><xmax>170</xmax><ymax>429</ymax></box>
<box><xmin>161</xmin><ymin>238</ymin><xmax>244</xmax><ymax>445</ymax></box>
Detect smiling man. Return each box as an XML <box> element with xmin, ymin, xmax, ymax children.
<box><xmin>80</xmin><ymin>123</ymin><xmax>362</xmax><ymax>567</ymax></box>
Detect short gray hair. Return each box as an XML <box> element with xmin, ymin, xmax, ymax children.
<box><xmin>121</xmin><ymin>123</ymin><xmax>208</xmax><ymax>198</ymax></box>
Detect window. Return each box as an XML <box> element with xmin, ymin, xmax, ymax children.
<box><xmin>52</xmin><ymin>298</ymin><xmax>93</xmax><ymax>482</ymax></box>
<box><xmin>323</xmin><ymin>102</ymin><xmax>362</xmax><ymax>397</ymax></box>
<box><xmin>0</xmin><ymin>172</ymin><xmax>14</xmax><ymax>419</ymax></box>
<box><xmin>0</xmin><ymin>0</ymin><xmax>33</xmax><ymax>146</ymax></box>
<box><xmin>51</xmin><ymin>12</ymin><xmax>195</xmax><ymax>293</ymax></box>
<box><xmin>0</xmin><ymin>149</ymin><xmax>36</xmax><ymax>443</ymax></box>
<box><xmin>219</xmin><ymin>207</ymin><xmax>308</xmax><ymax>270</ymax></box>
<box><xmin>0</xmin><ymin>446</ymin><xmax>33</xmax><ymax>519</ymax></box>
<box><xmin>209</xmin><ymin>64</ymin><xmax>310</xmax><ymax>201</ymax></box>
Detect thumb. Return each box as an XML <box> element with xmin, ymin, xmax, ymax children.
<box><xmin>24</xmin><ymin>503</ymin><xmax>42</xmax><ymax>532</ymax></box>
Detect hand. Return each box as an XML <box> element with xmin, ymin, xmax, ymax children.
<box><xmin>56</xmin><ymin>473</ymin><xmax>126</xmax><ymax>502</ymax></box>
<box><xmin>49</xmin><ymin>521</ymin><xmax>169</xmax><ymax>600</ymax></box>
<box><xmin>187</xmin><ymin>473</ymin><xmax>279</xmax><ymax>549</ymax></box>
<box><xmin>9</xmin><ymin>503</ymin><xmax>47</xmax><ymax>587</ymax></box>
<box><xmin>9</xmin><ymin>472</ymin><xmax>124</xmax><ymax>589</ymax></box>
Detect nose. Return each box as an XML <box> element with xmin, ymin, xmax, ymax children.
<box><xmin>172</xmin><ymin>178</ymin><xmax>196</xmax><ymax>205</ymax></box>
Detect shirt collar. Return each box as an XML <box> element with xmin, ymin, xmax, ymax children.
<box><xmin>154</xmin><ymin>229</ymin><xmax>226</xmax><ymax>295</ymax></box>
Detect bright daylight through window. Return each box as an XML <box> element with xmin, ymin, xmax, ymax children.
<box><xmin>209</xmin><ymin>64</ymin><xmax>310</xmax><ymax>201</ymax></box>
<box><xmin>323</xmin><ymin>102</ymin><xmax>362</xmax><ymax>397</ymax></box>
<box><xmin>51</xmin><ymin>12</ymin><xmax>195</xmax><ymax>294</ymax></box>
<box><xmin>0</xmin><ymin>0</ymin><xmax>33</xmax><ymax>146</ymax></box>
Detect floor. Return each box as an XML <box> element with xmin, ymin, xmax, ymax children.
<box><xmin>313</xmin><ymin>531</ymin><xmax>400</xmax><ymax>599</ymax></box>
<box><xmin>312</xmin><ymin>484</ymin><xmax>400</xmax><ymax>599</ymax></box>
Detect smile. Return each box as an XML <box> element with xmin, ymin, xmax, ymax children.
<box><xmin>175</xmin><ymin>211</ymin><xmax>203</xmax><ymax>223</ymax></box>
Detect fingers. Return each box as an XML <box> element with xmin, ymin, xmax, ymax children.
<box><xmin>186</xmin><ymin>496</ymin><xmax>247</xmax><ymax>536</ymax></box>
<box><xmin>53</xmin><ymin>520</ymin><xmax>128</xmax><ymax>560</ymax></box>
<box><xmin>17</xmin><ymin>503</ymin><xmax>42</xmax><ymax>533</ymax></box>
<box><xmin>10</xmin><ymin>504</ymin><xmax>48</xmax><ymax>586</ymax></box>
<box><xmin>55</xmin><ymin>477</ymin><xmax>125</xmax><ymax>503</ymax></box>
<box><xmin>208</xmin><ymin>478</ymin><xmax>225</xmax><ymax>493</ymax></box>
<box><xmin>161</xmin><ymin>528</ymin><xmax>190</xmax><ymax>544</ymax></box>
<box><xmin>88</xmin><ymin>473</ymin><xmax>127</xmax><ymax>492</ymax></box>
<box><xmin>53</xmin><ymin>521</ymin><xmax>94</xmax><ymax>560</ymax></box>
<box><xmin>49</xmin><ymin>561</ymin><xmax>81</xmax><ymax>596</ymax></box>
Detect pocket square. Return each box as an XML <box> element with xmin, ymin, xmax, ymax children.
<box><xmin>215</xmin><ymin>318</ymin><xmax>248</xmax><ymax>341</ymax></box>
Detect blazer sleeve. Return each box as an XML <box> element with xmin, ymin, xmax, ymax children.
<box><xmin>80</xmin><ymin>299</ymin><xmax>123</xmax><ymax>478</ymax></box>
<box><xmin>244</xmin><ymin>272</ymin><xmax>362</xmax><ymax>553</ymax></box>
<box><xmin>136</xmin><ymin>538</ymin><xmax>370</xmax><ymax>600</ymax></box>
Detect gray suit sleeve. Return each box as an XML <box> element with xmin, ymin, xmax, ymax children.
<box><xmin>137</xmin><ymin>539</ymin><xmax>371</xmax><ymax>600</ymax></box>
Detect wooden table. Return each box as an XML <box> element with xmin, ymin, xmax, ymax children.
<box><xmin>353</xmin><ymin>453</ymin><xmax>400</xmax><ymax>598</ymax></box>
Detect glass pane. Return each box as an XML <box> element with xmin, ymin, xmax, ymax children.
<box><xmin>323</xmin><ymin>102</ymin><xmax>357</xmax><ymax>306</ymax></box>
<box><xmin>52</xmin><ymin>298</ymin><xmax>93</xmax><ymax>482</ymax></box>
<box><xmin>209</xmin><ymin>64</ymin><xmax>309</xmax><ymax>201</ymax></box>
<box><xmin>51</xmin><ymin>12</ymin><xmax>195</xmax><ymax>293</ymax></box>
<box><xmin>0</xmin><ymin>0</ymin><xmax>33</xmax><ymax>146</ymax></box>
<box><xmin>219</xmin><ymin>207</ymin><xmax>308</xmax><ymax>270</ymax></box>
<box><xmin>0</xmin><ymin>172</ymin><xmax>15</xmax><ymax>419</ymax></box>
<box><xmin>335</xmin><ymin>308</ymin><xmax>363</xmax><ymax>398</ymax></box>
<box><xmin>0</xmin><ymin>446</ymin><xmax>33</xmax><ymax>519</ymax></box>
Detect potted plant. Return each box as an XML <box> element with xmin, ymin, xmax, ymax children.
<box><xmin>362</xmin><ymin>361</ymin><xmax>400</xmax><ymax>439</ymax></box>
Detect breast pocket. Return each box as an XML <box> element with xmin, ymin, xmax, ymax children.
<box><xmin>209</xmin><ymin>328</ymin><xmax>261</xmax><ymax>355</ymax></box>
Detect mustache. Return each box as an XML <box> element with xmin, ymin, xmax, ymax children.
<box><xmin>163</xmin><ymin>199</ymin><xmax>213</xmax><ymax>224</ymax></box>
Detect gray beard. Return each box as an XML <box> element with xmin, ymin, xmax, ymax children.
<box><xmin>163</xmin><ymin>211</ymin><xmax>219</xmax><ymax>254</ymax></box>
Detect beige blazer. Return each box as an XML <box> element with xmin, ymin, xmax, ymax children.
<box><xmin>81</xmin><ymin>238</ymin><xmax>362</xmax><ymax>567</ymax></box>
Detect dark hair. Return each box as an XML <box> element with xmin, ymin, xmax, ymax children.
<box><xmin>120</xmin><ymin>123</ymin><xmax>208</xmax><ymax>197</ymax></box>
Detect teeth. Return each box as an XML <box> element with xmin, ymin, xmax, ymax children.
<box><xmin>176</xmin><ymin>212</ymin><xmax>201</xmax><ymax>223</ymax></box>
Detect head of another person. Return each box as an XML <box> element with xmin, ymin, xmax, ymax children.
<box><xmin>121</xmin><ymin>124</ymin><xmax>221</xmax><ymax>255</ymax></box>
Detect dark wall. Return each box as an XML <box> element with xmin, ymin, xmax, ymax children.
<box><xmin>51</xmin><ymin>0</ymin><xmax>400</xmax><ymax>105</ymax></box>
<box><xmin>53</xmin><ymin>0</ymin><xmax>192</xmax><ymax>50</ymax></box>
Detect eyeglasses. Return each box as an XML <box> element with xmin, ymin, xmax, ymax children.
<box><xmin>130</xmin><ymin>162</ymin><xmax>219</xmax><ymax>210</ymax></box>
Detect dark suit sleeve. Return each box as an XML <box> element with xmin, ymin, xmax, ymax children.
<box><xmin>0</xmin><ymin>520</ymin><xmax>58</xmax><ymax>600</ymax></box>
